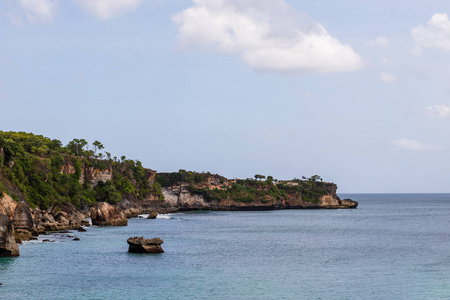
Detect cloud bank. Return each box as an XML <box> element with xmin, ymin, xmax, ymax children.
<box><xmin>393</xmin><ymin>138</ymin><xmax>441</xmax><ymax>151</ymax></box>
<box><xmin>412</xmin><ymin>13</ymin><xmax>450</xmax><ymax>53</ymax></box>
<box><xmin>73</xmin><ymin>0</ymin><xmax>141</xmax><ymax>20</ymax></box>
<box><xmin>173</xmin><ymin>0</ymin><xmax>362</xmax><ymax>74</ymax></box>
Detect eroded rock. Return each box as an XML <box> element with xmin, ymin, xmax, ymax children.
<box><xmin>0</xmin><ymin>214</ymin><xmax>19</xmax><ymax>257</ymax></box>
<box><xmin>127</xmin><ymin>236</ymin><xmax>164</xmax><ymax>253</ymax></box>
<box><xmin>90</xmin><ymin>202</ymin><xmax>127</xmax><ymax>226</ymax></box>
<box><xmin>341</xmin><ymin>199</ymin><xmax>358</xmax><ymax>208</ymax></box>
<box><xmin>12</xmin><ymin>201</ymin><xmax>37</xmax><ymax>242</ymax></box>
<box><xmin>147</xmin><ymin>211</ymin><xmax>158</xmax><ymax>219</ymax></box>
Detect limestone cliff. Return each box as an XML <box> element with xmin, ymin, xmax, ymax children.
<box><xmin>153</xmin><ymin>173</ymin><xmax>357</xmax><ymax>211</ymax></box>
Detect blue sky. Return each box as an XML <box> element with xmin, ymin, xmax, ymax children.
<box><xmin>2</xmin><ymin>0</ymin><xmax>450</xmax><ymax>193</ymax></box>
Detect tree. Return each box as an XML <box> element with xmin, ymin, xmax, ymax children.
<box><xmin>266</xmin><ymin>176</ymin><xmax>274</xmax><ymax>185</ymax></box>
<box><xmin>105</xmin><ymin>152</ymin><xmax>112</xmax><ymax>161</ymax></box>
<box><xmin>66</xmin><ymin>139</ymin><xmax>88</xmax><ymax>156</ymax></box>
<box><xmin>120</xmin><ymin>155</ymin><xmax>126</xmax><ymax>162</ymax></box>
<box><xmin>254</xmin><ymin>174</ymin><xmax>266</xmax><ymax>181</ymax></box>
<box><xmin>92</xmin><ymin>140</ymin><xmax>104</xmax><ymax>157</ymax></box>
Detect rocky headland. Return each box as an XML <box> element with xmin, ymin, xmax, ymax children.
<box><xmin>0</xmin><ymin>131</ymin><xmax>357</xmax><ymax>256</ymax></box>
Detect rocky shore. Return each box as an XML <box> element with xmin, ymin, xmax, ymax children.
<box><xmin>0</xmin><ymin>180</ymin><xmax>357</xmax><ymax>256</ymax></box>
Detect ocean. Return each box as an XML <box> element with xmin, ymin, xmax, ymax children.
<box><xmin>1</xmin><ymin>194</ymin><xmax>449</xmax><ymax>299</ymax></box>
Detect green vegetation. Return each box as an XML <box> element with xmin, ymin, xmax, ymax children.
<box><xmin>0</xmin><ymin>131</ymin><xmax>163</xmax><ymax>209</ymax></box>
<box><xmin>157</xmin><ymin>170</ymin><xmax>329</xmax><ymax>204</ymax></box>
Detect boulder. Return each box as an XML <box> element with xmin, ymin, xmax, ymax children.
<box><xmin>51</xmin><ymin>203</ymin><xmax>85</xmax><ymax>230</ymax></box>
<box><xmin>147</xmin><ymin>211</ymin><xmax>158</xmax><ymax>219</ymax></box>
<box><xmin>33</xmin><ymin>209</ymin><xmax>59</xmax><ymax>232</ymax></box>
<box><xmin>13</xmin><ymin>202</ymin><xmax>37</xmax><ymax>237</ymax></box>
<box><xmin>0</xmin><ymin>214</ymin><xmax>19</xmax><ymax>257</ymax></box>
<box><xmin>118</xmin><ymin>199</ymin><xmax>140</xmax><ymax>218</ymax></box>
<box><xmin>90</xmin><ymin>202</ymin><xmax>127</xmax><ymax>226</ymax></box>
<box><xmin>127</xmin><ymin>236</ymin><xmax>164</xmax><ymax>253</ymax></box>
<box><xmin>341</xmin><ymin>199</ymin><xmax>358</xmax><ymax>208</ymax></box>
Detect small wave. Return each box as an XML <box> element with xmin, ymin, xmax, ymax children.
<box><xmin>156</xmin><ymin>214</ymin><xmax>177</xmax><ymax>220</ymax></box>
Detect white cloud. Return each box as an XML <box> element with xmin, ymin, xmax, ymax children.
<box><xmin>6</xmin><ymin>12</ymin><xmax>25</xmax><ymax>27</ymax></box>
<box><xmin>380</xmin><ymin>72</ymin><xmax>397</xmax><ymax>82</ymax></box>
<box><xmin>73</xmin><ymin>0</ymin><xmax>141</xmax><ymax>20</ymax></box>
<box><xmin>412</xmin><ymin>13</ymin><xmax>450</xmax><ymax>53</ymax></box>
<box><xmin>393</xmin><ymin>138</ymin><xmax>441</xmax><ymax>151</ymax></box>
<box><xmin>19</xmin><ymin>0</ymin><xmax>58</xmax><ymax>23</ymax></box>
<box><xmin>427</xmin><ymin>104</ymin><xmax>450</xmax><ymax>119</ymax></box>
<box><xmin>367</xmin><ymin>37</ymin><xmax>389</xmax><ymax>47</ymax></box>
<box><xmin>172</xmin><ymin>0</ymin><xmax>362</xmax><ymax>74</ymax></box>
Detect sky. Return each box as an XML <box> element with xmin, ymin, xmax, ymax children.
<box><xmin>2</xmin><ymin>0</ymin><xmax>450</xmax><ymax>193</ymax></box>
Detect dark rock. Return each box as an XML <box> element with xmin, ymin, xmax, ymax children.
<box><xmin>90</xmin><ymin>202</ymin><xmax>127</xmax><ymax>226</ymax></box>
<box><xmin>42</xmin><ymin>239</ymin><xmax>52</xmax><ymax>242</ymax></box>
<box><xmin>127</xmin><ymin>236</ymin><xmax>164</xmax><ymax>253</ymax></box>
<box><xmin>73</xmin><ymin>237</ymin><xmax>80</xmax><ymax>241</ymax></box>
<box><xmin>147</xmin><ymin>211</ymin><xmax>158</xmax><ymax>219</ymax></box>
<box><xmin>0</xmin><ymin>214</ymin><xmax>19</xmax><ymax>257</ymax></box>
<box><xmin>77</xmin><ymin>227</ymin><xmax>87</xmax><ymax>232</ymax></box>
<box><xmin>81</xmin><ymin>220</ymin><xmax>90</xmax><ymax>227</ymax></box>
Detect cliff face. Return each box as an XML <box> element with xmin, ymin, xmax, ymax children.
<box><xmin>157</xmin><ymin>175</ymin><xmax>357</xmax><ymax>211</ymax></box>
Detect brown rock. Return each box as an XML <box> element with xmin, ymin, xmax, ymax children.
<box><xmin>14</xmin><ymin>229</ymin><xmax>33</xmax><ymax>242</ymax></box>
<box><xmin>341</xmin><ymin>199</ymin><xmax>358</xmax><ymax>208</ymax></box>
<box><xmin>51</xmin><ymin>203</ymin><xmax>85</xmax><ymax>229</ymax></box>
<box><xmin>0</xmin><ymin>194</ymin><xmax>18</xmax><ymax>221</ymax></box>
<box><xmin>118</xmin><ymin>200</ymin><xmax>140</xmax><ymax>218</ymax></box>
<box><xmin>13</xmin><ymin>202</ymin><xmax>37</xmax><ymax>236</ymax></box>
<box><xmin>147</xmin><ymin>211</ymin><xmax>158</xmax><ymax>219</ymax></box>
<box><xmin>0</xmin><ymin>214</ymin><xmax>19</xmax><ymax>257</ymax></box>
<box><xmin>127</xmin><ymin>236</ymin><xmax>164</xmax><ymax>253</ymax></box>
<box><xmin>319</xmin><ymin>195</ymin><xmax>340</xmax><ymax>208</ymax></box>
<box><xmin>90</xmin><ymin>202</ymin><xmax>127</xmax><ymax>226</ymax></box>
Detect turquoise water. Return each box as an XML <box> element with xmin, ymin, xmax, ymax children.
<box><xmin>1</xmin><ymin>194</ymin><xmax>450</xmax><ymax>299</ymax></box>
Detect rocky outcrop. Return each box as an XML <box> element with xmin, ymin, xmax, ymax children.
<box><xmin>0</xmin><ymin>214</ymin><xmax>19</xmax><ymax>257</ymax></box>
<box><xmin>0</xmin><ymin>194</ymin><xmax>18</xmax><ymax>220</ymax></box>
<box><xmin>117</xmin><ymin>199</ymin><xmax>141</xmax><ymax>218</ymax></box>
<box><xmin>147</xmin><ymin>211</ymin><xmax>158</xmax><ymax>219</ymax></box>
<box><xmin>127</xmin><ymin>236</ymin><xmax>164</xmax><ymax>253</ymax></box>
<box><xmin>12</xmin><ymin>202</ymin><xmax>37</xmax><ymax>241</ymax></box>
<box><xmin>319</xmin><ymin>195</ymin><xmax>341</xmax><ymax>208</ymax></box>
<box><xmin>33</xmin><ymin>208</ymin><xmax>59</xmax><ymax>232</ymax></box>
<box><xmin>90</xmin><ymin>202</ymin><xmax>127</xmax><ymax>226</ymax></box>
<box><xmin>340</xmin><ymin>199</ymin><xmax>358</xmax><ymax>208</ymax></box>
<box><xmin>51</xmin><ymin>203</ymin><xmax>86</xmax><ymax>229</ymax></box>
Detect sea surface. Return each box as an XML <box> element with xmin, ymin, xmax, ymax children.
<box><xmin>1</xmin><ymin>194</ymin><xmax>449</xmax><ymax>299</ymax></box>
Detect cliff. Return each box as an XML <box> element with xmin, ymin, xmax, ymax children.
<box><xmin>156</xmin><ymin>173</ymin><xmax>357</xmax><ymax>211</ymax></box>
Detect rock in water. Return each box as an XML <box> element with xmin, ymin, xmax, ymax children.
<box><xmin>127</xmin><ymin>236</ymin><xmax>164</xmax><ymax>253</ymax></box>
<box><xmin>147</xmin><ymin>211</ymin><xmax>158</xmax><ymax>219</ymax></box>
<box><xmin>341</xmin><ymin>199</ymin><xmax>358</xmax><ymax>208</ymax></box>
<box><xmin>0</xmin><ymin>214</ymin><xmax>19</xmax><ymax>257</ymax></box>
<box><xmin>90</xmin><ymin>202</ymin><xmax>127</xmax><ymax>226</ymax></box>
